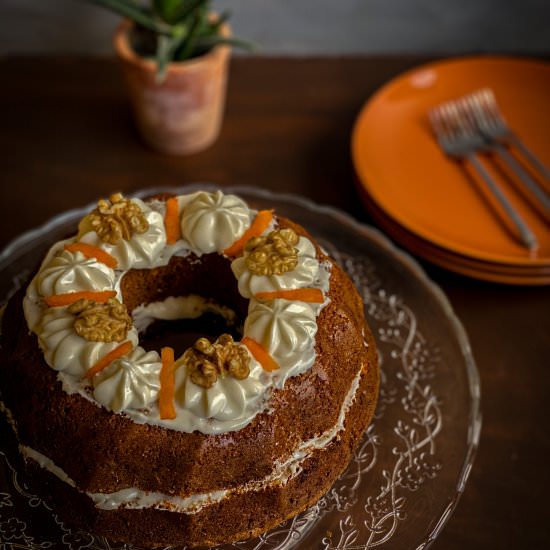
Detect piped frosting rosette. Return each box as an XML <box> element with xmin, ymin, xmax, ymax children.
<box><xmin>37</xmin><ymin>249</ymin><xmax>116</xmax><ymax>297</ymax></box>
<box><xmin>78</xmin><ymin>198</ymin><xmax>167</xmax><ymax>270</ymax></box>
<box><xmin>231</xmin><ymin>235</ymin><xmax>323</xmax><ymax>299</ymax></box>
<box><xmin>38</xmin><ymin>307</ymin><xmax>139</xmax><ymax>377</ymax></box>
<box><xmin>93</xmin><ymin>347</ymin><xmax>162</xmax><ymax>412</ymax></box>
<box><xmin>24</xmin><ymin>248</ymin><xmax>117</xmax><ymax>332</ymax></box>
<box><xmin>179</xmin><ymin>190</ymin><xmax>253</xmax><ymax>253</ymax></box>
<box><xmin>23</xmin><ymin>190</ymin><xmax>332</xmax><ymax>434</ymax></box>
<box><xmin>243</xmin><ymin>300</ymin><xmax>318</xmax><ymax>387</ymax></box>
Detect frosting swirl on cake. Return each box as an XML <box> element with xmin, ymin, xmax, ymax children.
<box><xmin>37</xmin><ymin>250</ymin><xmax>116</xmax><ymax>296</ymax></box>
<box><xmin>243</xmin><ymin>299</ymin><xmax>318</xmax><ymax>384</ymax></box>
<box><xmin>79</xmin><ymin>198</ymin><xmax>166</xmax><ymax>270</ymax></box>
<box><xmin>180</xmin><ymin>190</ymin><xmax>252</xmax><ymax>253</ymax></box>
<box><xmin>38</xmin><ymin>307</ymin><xmax>139</xmax><ymax>377</ymax></box>
<box><xmin>174</xmin><ymin>354</ymin><xmax>266</xmax><ymax>421</ymax></box>
<box><xmin>93</xmin><ymin>347</ymin><xmax>161</xmax><ymax>412</ymax></box>
<box><xmin>231</xmin><ymin>236</ymin><xmax>321</xmax><ymax>299</ymax></box>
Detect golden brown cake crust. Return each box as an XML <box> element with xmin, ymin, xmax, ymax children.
<box><xmin>21</xmin><ymin>325</ymin><xmax>378</xmax><ymax>547</ymax></box>
<box><xmin>0</xmin><ymin>209</ymin><xmax>379</xmax><ymax>547</ymax></box>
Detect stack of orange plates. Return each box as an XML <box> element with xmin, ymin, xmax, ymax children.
<box><xmin>352</xmin><ymin>56</ymin><xmax>550</xmax><ymax>285</ymax></box>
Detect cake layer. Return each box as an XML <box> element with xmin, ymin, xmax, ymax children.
<box><xmin>19</xmin><ymin>353</ymin><xmax>378</xmax><ymax>547</ymax></box>
<box><xmin>0</xmin><ymin>251</ymin><xmax>370</xmax><ymax>496</ymax></box>
<box><xmin>13</xmin><ymin>353</ymin><xmax>364</xmax><ymax>512</ymax></box>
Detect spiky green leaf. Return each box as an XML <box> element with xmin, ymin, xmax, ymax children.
<box><xmin>153</xmin><ymin>0</ymin><xmax>184</xmax><ymax>24</ymax></box>
<box><xmin>174</xmin><ymin>12</ymin><xmax>203</xmax><ymax>60</ymax></box>
<box><xmin>155</xmin><ymin>34</ymin><xmax>186</xmax><ymax>81</ymax></box>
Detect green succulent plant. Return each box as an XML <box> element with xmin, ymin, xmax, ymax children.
<box><xmin>88</xmin><ymin>0</ymin><xmax>252</xmax><ymax>80</ymax></box>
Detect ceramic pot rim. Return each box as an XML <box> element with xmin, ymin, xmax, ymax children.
<box><xmin>113</xmin><ymin>16</ymin><xmax>231</xmax><ymax>75</ymax></box>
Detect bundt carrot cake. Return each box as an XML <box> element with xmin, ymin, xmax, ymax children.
<box><xmin>0</xmin><ymin>190</ymin><xmax>379</xmax><ymax>547</ymax></box>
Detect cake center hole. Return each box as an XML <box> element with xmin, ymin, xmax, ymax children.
<box><xmin>131</xmin><ymin>295</ymin><xmax>244</xmax><ymax>358</ymax></box>
<box><xmin>139</xmin><ymin>313</ymin><xmax>242</xmax><ymax>358</ymax></box>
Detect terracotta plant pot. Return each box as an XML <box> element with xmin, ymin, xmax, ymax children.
<box><xmin>113</xmin><ymin>19</ymin><xmax>230</xmax><ymax>155</ymax></box>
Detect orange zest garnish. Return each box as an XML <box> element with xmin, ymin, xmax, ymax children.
<box><xmin>241</xmin><ymin>337</ymin><xmax>280</xmax><ymax>372</ymax></box>
<box><xmin>84</xmin><ymin>341</ymin><xmax>133</xmax><ymax>380</ymax></box>
<box><xmin>255</xmin><ymin>288</ymin><xmax>324</xmax><ymax>303</ymax></box>
<box><xmin>64</xmin><ymin>242</ymin><xmax>118</xmax><ymax>268</ymax></box>
<box><xmin>159</xmin><ymin>347</ymin><xmax>177</xmax><ymax>420</ymax></box>
<box><xmin>44</xmin><ymin>290</ymin><xmax>117</xmax><ymax>307</ymax></box>
<box><xmin>164</xmin><ymin>197</ymin><xmax>181</xmax><ymax>245</ymax></box>
<box><xmin>223</xmin><ymin>210</ymin><xmax>274</xmax><ymax>257</ymax></box>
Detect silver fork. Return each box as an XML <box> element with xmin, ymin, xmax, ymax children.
<box><xmin>463</xmin><ymin>89</ymin><xmax>550</xmax><ymax>219</ymax></box>
<box><xmin>467</xmin><ymin>88</ymin><xmax>550</xmax><ymax>180</ymax></box>
<box><xmin>429</xmin><ymin>102</ymin><xmax>538</xmax><ymax>251</ymax></box>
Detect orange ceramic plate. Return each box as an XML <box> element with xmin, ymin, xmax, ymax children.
<box><xmin>385</xmin><ymin>223</ymin><xmax>550</xmax><ymax>285</ymax></box>
<box><xmin>352</xmin><ymin>56</ymin><xmax>550</xmax><ymax>267</ymax></box>
<box><xmin>365</xmin><ymin>190</ymin><xmax>550</xmax><ymax>285</ymax></box>
<box><xmin>359</xmin><ymin>182</ymin><xmax>550</xmax><ymax>277</ymax></box>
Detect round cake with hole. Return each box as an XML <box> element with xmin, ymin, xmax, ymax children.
<box><xmin>0</xmin><ymin>189</ymin><xmax>379</xmax><ymax>547</ymax></box>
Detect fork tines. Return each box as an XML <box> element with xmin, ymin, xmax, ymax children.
<box><xmin>454</xmin><ymin>88</ymin><xmax>550</xmax><ymax>181</ymax></box>
<box><xmin>428</xmin><ymin>90</ymin><xmax>541</xmax><ymax>251</ymax></box>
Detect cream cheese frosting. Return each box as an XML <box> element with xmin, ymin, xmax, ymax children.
<box><xmin>93</xmin><ymin>347</ymin><xmax>161</xmax><ymax>412</ymax></box>
<box><xmin>180</xmin><ymin>190</ymin><xmax>252</xmax><ymax>254</ymax></box>
<box><xmin>243</xmin><ymin>299</ymin><xmax>318</xmax><ymax>386</ymax></box>
<box><xmin>36</xmin><ymin>249</ymin><xmax>116</xmax><ymax>297</ymax></box>
<box><xmin>79</xmin><ymin>198</ymin><xmax>167</xmax><ymax>270</ymax></box>
<box><xmin>23</xmin><ymin>240</ymin><xmax>116</xmax><ymax>332</ymax></box>
<box><xmin>174</xmin><ymin>351</ymin><xmax>267</xmax><ymax>421</ymax></box>
<box><xmin>231</xmin><ymin>236</ymin><xmax>322</xmax><ymax>299</ymax></box>
<box><xmin>22</xmin><ymin>190</ymin><xmax>332</xmax><ymax>435</ymax></box>
<box><xmin>38</xmin><ymin>307</ymin><xmax>139</xmax><ymax>377</ymax></box>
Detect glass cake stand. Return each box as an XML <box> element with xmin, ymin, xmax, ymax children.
<box><xmin>0</xmin><ymin>185</ymin><xmax>481</xmax><ymax>550</ymax></box>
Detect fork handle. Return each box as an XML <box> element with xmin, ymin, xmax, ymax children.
<box><xmin>467</xmin><ymin>153</ymin><xmax>538</xmax><ymax>251</ymax></box>
<box><xmin>507</xmin><ymin>134</ymin><xmax>550</xmax><ymax>181</ymax></box>
<box><xmin>492</xmin><ymin>143</ymin><xmax>550</xmax><ymax>219</ymax></box>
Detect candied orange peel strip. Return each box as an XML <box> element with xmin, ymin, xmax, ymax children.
<box><xmin>159</xmin><ymin>347</ymin><xmax>177</xmax><ymax>420</ymax></box>
<box><xmin>84</xmin><ymin>341</ymin><xmax>133</xmax><ymax>380</ymax></box>
<box><xmin>164</xmin><ymin>197</ymin><xmax>181</xmax><ymax>245</ymax></box>
<box><xmin>44</xmin><ymin>290</ymin><xmax>117</xmax><ymax>307</ymax></box>
<box><xmin>223</xmin><ymin>210</ymin><xmax>274</xmax><ymax>257</ymax></box>
<box><xmin>241</xmin><ymin>336</ymin><xmax>280</xmax><ymax>372</ymax></box>
<box><xmin>64</xmin><ymin>242</ymin><xmax>118</xmax><ymax>268</ymax></box>
<box><xmin>255</xmin><ymin>288</ymin><xmax>324</xmax><ymax>303</ymax></box>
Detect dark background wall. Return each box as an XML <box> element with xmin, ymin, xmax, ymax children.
<box><xmin>1</xmin><ymin>0</ymin><xmax>549</xmax><ymax>55</ymax></box>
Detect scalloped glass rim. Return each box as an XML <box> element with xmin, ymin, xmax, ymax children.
<box><xmin>0</xmin><ymin>184</ymin><xmax>481</xmax><ymax>549</ymax></box>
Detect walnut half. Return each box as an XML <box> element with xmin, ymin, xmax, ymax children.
<box><xmin>245</xmin><ymin>228</ymin><xmax>299</xmax><ymax>276</ymax></box>
<box><xmin>184</xmin><ymin>334</ymin><xmax>250</xmax><ymax>389</ymax></box>
<box><xmin>69</xmin><ymin>297</ymin><xmax>132</xmax><ymax>342</ymax></box>
<box><xmin>85</xmin><ymin>193</ymin><xmax>149</xmax><ymax>244</ymax></box>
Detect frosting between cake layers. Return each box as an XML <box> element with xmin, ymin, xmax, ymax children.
<box><xmin>22</xmin><ymin>191</ymin><xmax>332</xmax><ymax>435</ymax></box>
<box><xmin>11</xmin><ymin>360</ymin><xmax>366</xmax><ymax>515</ymax></box>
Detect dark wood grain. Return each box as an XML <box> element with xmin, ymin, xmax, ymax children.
<box><xmin>0</xmin><ymin>56</ymin><xmax>549</xmax><ymax>549</ymax></box>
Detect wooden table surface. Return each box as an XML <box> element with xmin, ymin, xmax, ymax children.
<box><xmin>0</xmin><ymin>56</ymin><xmax>549</xmax><ymax>549</ymax></box>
